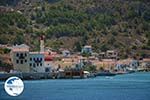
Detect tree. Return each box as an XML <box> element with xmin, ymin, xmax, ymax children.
<box><xmin>82</xmin><ymin>51</ymin><xmax>91</xmax><ymax>57</ymax></box>
<box><xmin>3</xmin><ymin>48</ymin><xmax>11</xmax><ymax>54</ymax></box>
<box><xmin>83</xmin><ymin>65</ymin><xmax>97</xmax><ymax>72</ymax></box>
<box><xmin>74</xmin><ymin>42</ymin><xmax>82</xmax><ymax>52</ymax></box>
<box><xmin>100</xmin><ymin>44</ymin><xmax>109</xmax><ymax>52</ymax></box>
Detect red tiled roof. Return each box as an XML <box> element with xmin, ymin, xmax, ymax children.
<box><xmin>44</xmin><ymin>56</ymin><xmax>53</xmax><ymax>61</ymax></box>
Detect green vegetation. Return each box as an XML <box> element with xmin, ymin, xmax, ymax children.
<box><xmin>83</xmin><ymin>65</ymin><xmax>97</xmax><ymax>72</ymax></box>
<box><xmin>0</xmin><ymin>48</ymin><xmax>11</xmax><ymax>54</ymax></box>
<box><xmin>0</xmin><ymin>60</ymin><xmax>10</xmax><ymax>68</ymax></box>
<box><xmin>0</xmin><ymin>48</ymin><xmax>12</xmax><ymax>69</ymax></box>
<box><xmin>0</xmin><ymin>0</ymin><xmax>149</xmax><ymax>57</ymax></box>
<box><xmin>82</xmin><ymin>52</ymin><xmax>91</xmax><ymax>57</ymax></box>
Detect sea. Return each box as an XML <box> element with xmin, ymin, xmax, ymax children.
<box><xmin>0</xmin><ymin>72</ymin><xmax>150</xmax><ymax>100</ymax></box>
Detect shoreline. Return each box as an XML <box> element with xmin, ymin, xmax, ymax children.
<box><xmin>0</xmin><ymin>71</ymin><xmax>149</xmax><ymax>81</ymax></box>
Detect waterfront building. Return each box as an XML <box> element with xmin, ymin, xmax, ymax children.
<box><xmin>115</xmin><ymin>64</ymin><xmax>128</xmax><ymax>71</ymax></box>
<box><xmin>141</xmin><ymin>59</ymin><xmax>150</xmax><ymax>68</ymax></box>
<box><xmin>64</xmin><ymin>67</ymin><xmax>84</xmax><ymax>79</ymax></box>
<box><xmin>10</xmin><ymin>42</ymin><xmax>53</xmax><ymax>73</ymax></box>
<box><xmin>138</xmin><ymin>58</ymin><xmax>150</xmax><ymax>71</ymax></box>
<box><xmin>29</xmin><ymin>52</ymin><xmax>45</xmax><ymax>72</ymax></box>
<box><xmin>10</xmin><ymin>44</ymin><xmax>30</xmax><ymax>72</ymax></box>
<box><xmin>44</xmin><ymin>51</ymin><xmax>53</xmax><ymax>72</ymax></box>
<box><xmin>129</xmin><ymin>60</ymin><xmax>139</xmax><ymax>69</ymax></box>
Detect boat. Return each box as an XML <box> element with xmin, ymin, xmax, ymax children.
<box><xmin>105</xmin><ymin>76</ymin><xmax>114</xmax><ymax>79</ymax></box>
<box><xmin>96</xmin><ymin>71</ymin><xmax>116</xmax><ymax>76</ymax></box>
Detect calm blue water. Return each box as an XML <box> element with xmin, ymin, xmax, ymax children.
<box><xmin>0</xmin><ymin>72</ymin><xmax>150</xmax><ymax>100</ymax></box>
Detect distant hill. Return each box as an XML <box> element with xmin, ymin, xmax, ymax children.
<box><xmin>0</xmin><ymin>0</ymin><xmax>150</xmax><ymax>58</ymax></box>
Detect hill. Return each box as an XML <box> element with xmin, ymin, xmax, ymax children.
<box><xmin>0</xmin><ymin>0</ymin><xmax>150</xmax><ymax>58</ymax></box>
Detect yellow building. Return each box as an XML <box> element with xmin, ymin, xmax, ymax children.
<box><xmin>10</xmin><ymin>44</ymin><xmax>30</xmax><ymax>72</ymax></box>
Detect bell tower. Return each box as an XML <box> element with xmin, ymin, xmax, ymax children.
<box><xmin>40</xmin><ymin>35</ymin><xmax>45</xmax><ymax>52</ymax></box>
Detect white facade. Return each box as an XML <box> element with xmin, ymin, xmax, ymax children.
<box><xmin>62</xmin><ymin>50</ymin><xmax>70</xmax><ymax>57</ymax></box>
<box><xmin>44</xmin><ymin>61</ymin><xmax>52</xmax><ymax>72</ymax></box>
<box><xmin>81</xmin><ymin>45</ymin><xmax>92</xmax><ymax>54</ymax></box>
<box><xmin>129</xmin><ymin>60</ymin><xmax>139</xmax><ymax>69</ymax></box>
<box><xmin>106</xmin><ymin>50</ymin><xmax>118</xmax><ymax>59</ymax></box>
<box><xmin>11</xmin><ymin>44</ymin><xmax>53</xmax><ymax>73</ymax></box>
<box><xmin>29</xmin><ymin>52</ymin><xmax>53</xmax><ymax>72</ymax></box>
<box><xmin>29</xmin><ymin>52</ymin><xmax>45</xmax><ymax>72</ymax></box>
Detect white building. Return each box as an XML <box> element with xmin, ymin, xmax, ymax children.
<box><xmin>106</xmin><ymin>50</ymin><xmax>118</xmax><ymax>59</ymax></box>
<box><xmin>129</xmin><ymin>60</ymin><xmax>139</xmax><ymax>69</ymax></box>
<box><xmin>11</xmin><ymin>43</ymin><xmax>53</xmax><ymax>73</ymax></box>
<box><xmin>81</xmin><ymin>45</ymin><xmax>92</xmax><ymax>54</ymax></box>
<box><xmin>44</xmin><ymin>52</ymin><xmax>53</xmax><ymax>72</ymax></box>
<box><xmin>27</xmin><ymin>52</ymin><xmax>53</xmax><ymax>73</ymax></box>
<box><xmin>44</xmin><ymin>61</ymin><xmax>52</xmax><ymax>72</ymax></box>
<box><xmin>29</xmin><ymin>52</ymin><xmax>45</xmax><ymax>72</ymax></box>
<box><xmin>62</xmin><ymin>50</ymin><xmax>70</xmax><ymax>57</ymax></box>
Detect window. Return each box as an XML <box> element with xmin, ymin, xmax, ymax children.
<box><xmin>30</xmin><ymin>63</ymin><xmax>32</xmax><ymax>67</ymax></box>
<box><xmin>37</xmin><ymin>63</ymin><xmax>39</xmax><ymax>66</ymax></box>
<box><xmin>16</xmin><ymin>60</ymin><xmax>19</xmax><ymax>64</ymax></box>
<box><xmin>40</xmin><ymin>58</ymin><xmax>42</xmax><ymax>61</ymax></box>
<box><xmin>20</xmin><ymin>53</ymin><xmax>23</xmax><ymax>57</ymax></box>
<box><xmin>19</xmin><ymin>53</ymin><xmax>25</xmax><ymax>59</ymax></box>
<box><xmin>16</xmin><ymin>53</ymin><xmax>19</xmax><ymax>57</ymax></box>
<box><xmin>132</xmin><ymin>64</ymin><xmax>134</xmax><ymax>66</ymax></box>
<box><xmin>45</xmin><ymin>68</ymin><xmax>50</xmax><ymax>72</ymax></box>
<box><xmin>25</xmin><ymin>53</ymin><xmax>27</xmax><ymax>57</ymax></box>
<box><xmin>30</xmin><ymin>58</ymin><xmax>32</xmax><ymax>61</ymax></box>
<box><xmin>66</xmin><ymin>72</ymin><xmax>71</xmax><ymax>76</ymax></box>
<box><xmin>21</xmin><ymin>60</ymin><xmax>23</xmax><ymax>64</ymax></box>
<box><xmin>40</xmin><ymin>63</ymin><xmax>42</xmax><ymax>66</ymax></box>
<box><xmin>37</xmin><ymin>58</ymin><xmax>39</xmax><ymax>61</ymax></box>
<box><xmin>33</xmin><ymin>63</ymin><xmax>35</xmax><ymax>68</ymax></box>
<box><xmin>25</xmin><ymin>59</ymin><xmax>27</xmax><ymax>62</ymax></box>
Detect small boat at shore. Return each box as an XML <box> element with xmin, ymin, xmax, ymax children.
<box><xmin>105</xmin><ymin>76</ymin><xmax>114</xmax><ymax>79</ymax></box>
<box><xmin>96</xmin><ymin>71</ymin><xmax>116</xmax><ymax>76</ymax></box>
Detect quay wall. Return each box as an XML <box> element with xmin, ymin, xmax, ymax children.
<box><xmin>0</xmin><ymin>72</ymin><xmax>52</xmax><ymax>81</ymax></box>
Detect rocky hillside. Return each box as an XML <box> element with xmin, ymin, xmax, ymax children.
<box><xmin>0</xmin><ymin>0</ymin><xmax>150</xmax><ymax>58</ymax></box>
